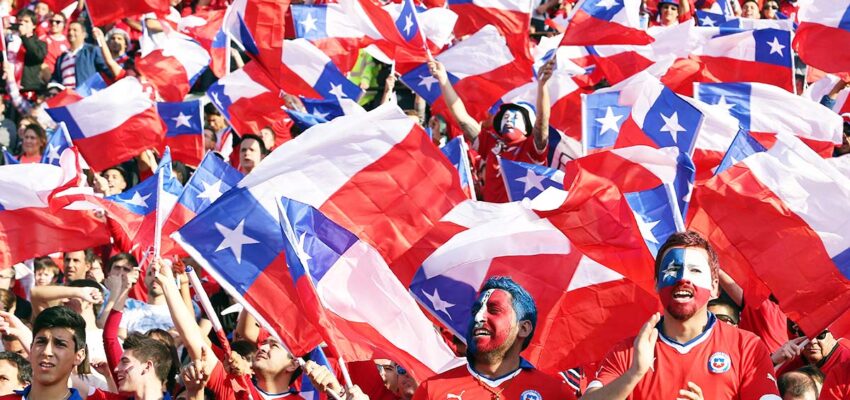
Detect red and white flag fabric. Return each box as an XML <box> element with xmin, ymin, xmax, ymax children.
<box><xmin>86</xmin><ymin>0</ymin><xmax>170</xmax><ymax>26</ymax></box>
<box><xmin>205</xmin><ymin>61</ymin><xmax>288</xmax><ymax>136</ymax></box>
<box><xmin>561</xmin><ymin>0</ymin><xmax>653</xmax><ymax>46</ymax></box>
<box><xmin>804</xmin><ymin>74</ymin><xmax>850</xmax><ymax>121</ymax></box>
<box><xmin>447</xmin><ymin>0</ymin><xmax>533</xmax><ymax>56</ymax></box>
<box><xmin>793</xmin><ymin>0</ymin><xmax>850</xmax><ymax>74</ymax></box>
<box><xmin>0</xmin><ymin>149</ymin><xmax>109</xmax><ymax>269</ymax></box>
<box><xmin>45</xmin><ymin>77</ymin><xmax>167</xmax><ymax>172</ymax></box>
<box><xmin>391</xmin><ymin>195</ymin><xmax>660</xmax><ymax>373</ymax></box>
<box><xmin>689</xmin><ymin>132</ymin><xmax>850</xmax><ymax>338</ymax></box>
<box><xmin>137</xmin><ymin>31</ymin><xmax>211</xmax><ymax>102</ymax></box>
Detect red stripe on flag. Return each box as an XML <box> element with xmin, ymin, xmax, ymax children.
<box><xmin>0</xmin><ymin>207</ymin><xmax>109</xmax><ymax>268</ymax></box>
<box><xmin>74</xmin><ymin>107</ymin><xmax>166</xmax><ymax>172</ymax></box>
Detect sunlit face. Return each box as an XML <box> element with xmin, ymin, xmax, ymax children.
<box><xmin>48</xmin><ymin>16</ymin><xmax>65</xmax><ymax>35</ymax></box>
<box><xmin>659</xmin><ymin>3</ymin><xmax>679</xmax><ymax>25</ymax></box>
<box><xmin>253</xmin><ymin>337</ymin><xmax>295</xmax><ymax>375</ymax></box>
<box><xmin>762</xmin><ymin>0</ymin><xmax>779</xmax><ymax>19</ymax></box>
<box><xmin>239</xmin><ymin>138</ymin><xmax>263</xmax><ymax>173</ymax></box>
<box><xmin>207</xmin><ymin>115</ymin><xmax>226</xmax><ymax>132</ymax></box>
<box><xmin>34</xmin><ymin>2</ymin><xmax>49</xmax><ymax>17</ymax></box>
<box><xmin>107</xmin><ymin>34</ymin><xmax>127</xmax><ymax>55</ymax></box>
<box><xmin>499</xmin><ymin>110</ymin><xmax>524</xmax><ymax>133</ymax></box>
<box><xmin>145</xmin><ymin>264</ymin><xmax>162</xmax><ymax>297</ymax></box>
<box><xmin>657</xmin><ymin>247</ymin><xmax>715</xmax><ymax>321</ymax></box>
<box><xmin>31</xmin><ymin>328</ymin><xmax>85</xmax><ymax>387</ymax></box>
<box><xmin>203</xmin><ymin>128</ymin><xmax>216</xmax><ymax>151</ymax></box>
<box><xmin>67</xmin><ymin>23</ymin><xmax>85</xmax><ymax>47</ymax></box>
<box><xmin>87</xmin><ymin>259</ymin><xmax>105</xmax><ymax>283</ymax></box>
<box><xmin>102</xmin><ymin>169</ymin><xmax>127</xmax><ymax>194</ymax></box>
<box><xmin>467</xmin><ymin>289</ymin><xmax>518</xmax><ymax>356</ymax></box>
<box><xmin>742</xmin><ymin>1</ymin><xmax>760</xmax><ymax>18</ymax></box>
<box><xmin>34</xmin><ymin>269</ymin><xmax>56</xmax><ymax>286</ymax></box>
<box><xmin>0</xmin><ymin>359</ymin><xmax>26</xmax><ymax>395</ymax></box>
<box><xmin>804</xmin><ymin>331</ymin><xmax>836</xmax><ymax>364</ymax></box>
<box><xmin>109</xmin><ymin>260</ymin><xmax>138</xmax><ymax>281</ymax></box>
<box><xmin>115</xmin><ymin>350</ymin><xmax>148</xmax><ymax>392</ymax></box>
<box><xmin>21</xmin><ymin>129</ymin><xmax>44</xmax><ymax>156</ymax></box>
<box><xmin>63</xmin><ymin>251</ymin><xmax>90</xmax><ymax>281</ymax></box>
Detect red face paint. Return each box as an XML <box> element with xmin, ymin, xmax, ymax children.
<box><xmin>470</xmin><ymin>289</ymin><xmax>516</xmax><ymax>354</ymax></box>
<box><xmin>657</xmin><ymin>248</ymin><xmax>713</xmax><ymax>320</ymax></box>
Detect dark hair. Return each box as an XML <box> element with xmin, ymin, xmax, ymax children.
<box><xmin>102</xmin><ymin>165</ymin><xmax>129</xmax><ymax>186</ymax></box>
<box><xmin>144</xmin><ymin>329</ymin><xmax>180</xmax><ymax>392</ymax></box>
<box><xmin>654</xmin><ymin>231</ymin><xmax>720</xmax><ymax>282</ymax></box>
<box><xmin>204</xmin><ymin>103</ymin><xmax>221</xmax><ymax>117</ymax></box>
<box><xmin>67</xmin><ymin>279</ymin><xmax>105</xmax><ymax>315</ymax></box>
<box><xmin>15</xmin><ymin>9</ymin><xmax>36</xmax><ymax>24</ymax></box>
<box><xmin>171</xmin><ymin>160</ymin><xmax>189</xmax><ymax>185</ymax></box>
<box><xmin>33</xmin><ymin>257</ymin><xmax>60</xmax><ymax>275</ymax></box>
<box><xmin>230</xmin><ymin>340</ymin><xmax>258</xmax><ymax>362</ymax></box>
<box><xmin>108</xmin><ymin>252</ymin><xmax>139</xmax><ymax>272</ymax></box>
<box><xmin>474</xmin><ymin>276</ymin><xmax>538</xmax><ymax>350</ymax></box>
<box><xmin>0</xmin><ymin>351</ymin><xmax>31</xmax><ymax>385</ymax></box>
<box><xmin>707</xmin><ymin>297</ymin><xmax>740</xmax><ymax>324</ymax></box>
<box><xmin>33</xmin><ymin>306</ymin><xmax>86</xmax><ymax>351</ymax></box>
<box><xmin>796</xmin><ymin>364</ymin><xmax>825</xmax><ymax>385</ymax></box>
<box><xmin>0</xmin><ymin>289</ymin><xmax>16</xmax><ymax>313</ymax></box>
<box><xmin>239</xmin><ymin>133</ymin><xmax>269</xmax><ymax>156</ymax></box>
<box><xmin>23</xmin><ymin>123</ymin><xmax>47</xmax><ymax>153</ymax></box>
<box><xmin>778</xmin><ymin>371</ymin><xmax>818</xmax><ymax>398</ymax></box>
<box><xmin>123</xmin><ymin>333</ymin><xmax>173</xmax><ymax>385</ymax></box>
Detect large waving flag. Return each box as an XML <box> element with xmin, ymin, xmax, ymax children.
<box><xmin>804</xmin><ymin>74</ymin><xmax>850</xmax><ymax>121</ymax></box>
<box><xmin>500</xmin><ymin>159</ymin><xmax>565</xmax><ymax>202</ymax></box>
<box><xmin>223</xmin><ymin>0</ymin><xmax>290</xmax><ymax>87</ymax></box>
<box><xmin>46</xmin><ymin>77</ymin><xmax>167</xmax><ymax>172</ymax></box>
<box><xmin>40</xmin><ymin>124</ymin><xmax>72</xmax><ymax>166</ymax></box>
<box><xmin>103</xmin><ymin>149</ymin><xmax>183</xmax><ymax>255</ymax></box>
<box><xmin>582</xmin><ymin>90</ymin><xmax>631</xmax><ymax>154</ymax></box>
<box><xmin>793</xmin><ymin>0</ymin><xmax>850</xmax><ymax>74</ymax></box>
<box><xmin>86</xmin><ymin>0</ymin><xmax>169</xmax><ymax>26</ymax></box>
<box><xmin>291</xmin><ymin>3</ymin><xmax>376</xmax><ymax>73</ymax></box>
<box><xmin>561</xmin><ymin>146</ymin><xmax>694</xmax><ymax>293</ymax></box>
<box><xmin>161</xmin><ymin>152</ymin><xmax>242</xmax><ymax>258</ymax></box>
<box><xmin>692</xmin><ymin>28</ymin><xmax>794</xmax><ymax>93</ymax></box>
<box><xmin>398</xmin><ymin>25</ymin><xmax>533</xmax><ymax>122</ymax></box>
<box><xmin>561</xmin><ymin>0</ymin><xmax>653</xmax><ymax>46</ymax></box>
<box><xmin>206</xmin><ymin>61</ymin><xmax>288</xmax><ymax>135</ymax></box>
<box><xmin>172</xmin><ymin>104</ymin><xmax>467</xmax><ymax>354</ymax></box>
<box><xmin>0</xmin><ymin>149</ymin><xmax>109</xmax><ymax>268</ymax></box>
<box><xmin>447</xmin><ymin>0</ymin><xmax>533</xmax><ymax>58</ymax></box>
<box><xmin>279</xmin><ymin>197</ymin><xmax>462</xmax><ymax>381</ymax></box>
<box><xmin>137</xmin><ymin>32</ymin><xmax>210</xmax><ymax>102</ymax></box>
<box><xmin>392</xmin><ymin>196</ymin><xmax>659</xmax><ymax>373</ymax></box>
<box><xmin>158</xmin><ymin>100</ymin><xmax>205</xmax><ymax>167</ymax></box>
<box><xmin>714</xmin><ymin>129</ymin><xmax>767</xmax><ymax>176</ymax></box>
<box><xmin>281</xmin><ymin>39</ymin><xmax>363</xmax><ymax>101</ymax></box>
<box><xmin>689</xmin><ymin>132</ymin><xmax>850</xmax><ymax>339</ymax></box>
<box><xmin>440</xmin><ymin>137</ymin><xmax>476</xmax><ymax>200</ymax></box>
<box><xmin>695</xmin><ymin>82</ymin><xmax>844</xmax><ymax>157</ymax></box>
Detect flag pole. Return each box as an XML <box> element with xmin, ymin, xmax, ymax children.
<box><xmin>185</xmin><ymin>266</ymin><xmax>232</xmax><ymax>354</ymax></box>
<box><xmin>408</xmin><ymin>0</ymin><xmax>432</xmax><ymax>60</ymax></box>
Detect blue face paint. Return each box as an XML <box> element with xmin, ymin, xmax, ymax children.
<box><xmin>658</xmin><ymin>247</ymin><xmax>687</xmax><ymax>288</ymax></box>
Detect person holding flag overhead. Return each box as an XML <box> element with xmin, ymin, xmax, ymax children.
<box><xmin>428</xmin><ymin>58</ymin><xmax>554</xmax><ymax>203</ymax></box>
<box><xmin>583</xmin><ymin>231</ymin><xmax>780</xmax><ymax>400</ymax></box>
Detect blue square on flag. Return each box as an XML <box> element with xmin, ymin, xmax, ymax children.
<box><xmin>643</xmin><ymin>87</ymin><xmax>703</xmax><ymax>154</ymax></box>
<box><xmin>624</xmin><ymin>184</ymin><xmax>679</xmax><ymax>257</ymax></box>
<box><xmin>395</xmin><ymin>0</ymin><xmax>420</xmax><ymax>42</ymax></box>
<box><xmin>291</xmin><ymin>5</ymin><xmax>328</xmax><ymax>41</ymax></box>
<box><xmin>158</xmin><ymin>100</ymin><xmax>203</xmax><ymax>137</ymax></box>
<box><xmin>584</xmin><ymin>91</ymin><xmax>630</xmax><ymax>150</ymax></box>
<box><xmin>754</xmin><ymin>29</ymin><xmax>791</xmax><ymax>67</ymax></box>
<box><xmin>695</xmin><ymin>82</ymin><xmax>752</xmax><ymax>131</ymax></box>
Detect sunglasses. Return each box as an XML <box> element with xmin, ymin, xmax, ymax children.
<box><xmin>763</xmin><ymin>5</ymin><xmax>778</xmax><ymax>9</ymax></box>
<box><xmin>715</xmin><ymin>314</ymin><xmax>738</xmax><ymax>325</ymax></box>
<box><xmin>816</xmin><ymin>330</ymin><xmax>830</xmax><ymax>340</ymax></box>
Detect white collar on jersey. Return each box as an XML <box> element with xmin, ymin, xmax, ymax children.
<box><xmin>467</xmin><ymin>358</ymin><xmax>535</xmax><ymax>387</ymax></box>
<box><xmin>657</xmin><ymin>312</ymin><xmax>718</xmax><ymax>355</ymax></box>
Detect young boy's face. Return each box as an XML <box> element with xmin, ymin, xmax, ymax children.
<box><xmin>34</xmin><ymin>269</ymin><xmax>56</xmax><ymax>287</ymax></box>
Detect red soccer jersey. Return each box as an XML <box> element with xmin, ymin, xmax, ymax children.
<box><xmin>590</xmin><ymin>314</ymin><xmax>780</xmax><ymax>400</ymax></box>
<box><xmin>739</xmin><ymin>298</ymin><xmax>788</xmax><ymax>354</ymax></box>
<box><xmin>820</xmin><ymin>359</ymin><xmax>850</xmax><ymax>400</ymax></box>
<box><xmin>477</xmin><ymin>130</ymin><xmax>547</xmax><ymax>203</ymax></box>
<box><xmin>412</xmin><ymin>361</ymin><xmax>577</xmax><ymax>400</ymax></box>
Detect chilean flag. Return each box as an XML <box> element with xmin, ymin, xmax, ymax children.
<box><xmin>561</xmin><ymin>0</ymin><xmax>653</xmax><ymax>46</ymax></box>
<box><xmin>281</xmin><ymin>39</ymin><xmax>363</xmax><ymax>101</ymax></box>
<box><xmin>0</xmin><ymin>149</ymin><xmax>109</xmax><ymax>268</ymax></box>
<box><xmin>391</xmin><ymin>196</ymin><xmax>660</xmax><ymax>372</ymax></box>
<box><xmin>694</xmin><ymin>82</ymin><xmax>844</xmax><ymax>157</ymax></box>
<box><xmin>692</xmin><ymin>28</ymin><xmax>794</xmax><ymax>93</ymax></box>
<box><xmin>1</xmin><ymin>147</ymin><xmax>17</xmax><ymax>165</ymax></box>
<box><xmin>103</xmin><ymin>149</ymin><xmax>183</xmax><ymax>255</ymax></box>
<box><xmin>161</xmin><ymin>152</ymin><xmax>242</xmax><ymax>258</ymax></box>
<box><xmin>582</xmin><ymin>90</ymin><xmax>631</xmax><ymax>154</ymax></box>
<box><xmin>86</xmin><ymin>0</ymin><xmax>169</xmax><ymax>26</ymax></box>
<box><xmin>46</xmin><ymin>77</ymin><xmax>167</xmax><ymax>172</ymax></box>
<box><xmin>500</xmin><ymin>158</ymin><xmax>565</xmax><ymax>202</ymax></box>
<box><xmin>714</xmin><ymin>129</ymin><xmax>767</xmax><ymax>176</ymax></box>
<box><xmin>206</xmin><ymin>61</ymin><xmax>288</xmax><ymax>135</ymax></box>
<box><xmin>398</xmin><ymin>25</ymin><xmax>534</xmax><ymax>123</ymax></box>
<box><xmin>804</xmin><ymin>74</ymin><xmax>850</xmax><ymax>121</ymax></box>
<box><xmin>158</xmin><ymin>100</ymin><xmax>205</xmax><ymax>167</ymax></box>
<box><xmin>561</xmin><ymin>146</ymin><xmax>694</xmax><ymax>293</ymax></box>
<box><xmin>356</xmin><ymin>0</ymin><xmax>427</xmax><ymax>52</ymax></box>
<box><xmin>689</xmin><ymin>132</ymin><xmax>850</xmax><ymax>339</ymax></box>
<box><xmin>172</xmin><ymin>104</ymin><xmax>467</xmax><ymax>353</ymax></box>
<box><xmin>291</xmin><ymin>3</ymin><xmax>376</xmax><ymax>73</ymax></box>
<box><xmin>793</xmin><ymin>0</ymin><xmax>850</xmax><ymax>74</ymax></box>
<box><xmin>75</xmin><ymin>73</ymin><xmax>108</xmax><ymax>97</ymax></box>
<box><xmin>279</xmin><ymin>197</ymin><xmax>463</xmax><ymax>381</ymax></box>
<box><xmin>137</xmin><ymin>32</ymin><xmax>210</xmax><ymax>102</ymax></box>
<box><xmin>440</xmin><ymin>137</ymin><xmax>475</xmax><ymax>199</ymax></box>
<box><xmin>447</xmin><ymin>0</ymin><xmax>534</xmax><ymax>54</ymax></box>
<box><xmin>40</xmin><ymin>123</ymin><xmax>72</xmax><ymax>166</ymax></box>
<box><xmin>223</xmin><ymin>0</ymin><xmax>290</xmax><ymax>88</ymax></box>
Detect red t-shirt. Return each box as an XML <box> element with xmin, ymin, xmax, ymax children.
<box><xmin>777</xmin><ymin>339</ymin><xmax>850</xmax><ymax>377</ymax></box>
<box><xmin>412</xmin><ymin>361</ymin><xmax>577</xmax><ymax>400</ymax></box>
<box><xmin>207</xmin><ymin>360</ymin><xmax>300</xmax><ymax>400</ymax></box>
<box><xmin>820</xmin><ymin>359</ymin><xmax>850</xmax><ymax>400</ymax></box>
<box><xmin>40</xmin><ymin>34</ymin><xmax>70</xmax><ymax>72</ymax></box>
<box><xmin>476</xmin><ymin>130</ymin><xmax>547</xmax><ymax>203</ymax></box>
<box><xmin>738</xmin><ymin>298</ymin><xmax>788</xmax><ymax>354</ymax></box>
<box><xmin>590</xmin><ymin>315</ymin><xmax>780</xmax><ymax>400</ymax></box>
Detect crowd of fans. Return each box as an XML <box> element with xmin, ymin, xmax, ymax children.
<box><xmin>0</xmin><ymin>0</ymin><xmax>848</xmax><ymax>399</ymax></box>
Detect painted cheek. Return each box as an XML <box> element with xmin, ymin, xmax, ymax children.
<box><xmin>474</xmin><ymin>290</ymin><xmax>514</xmax><ymax>352</ymax></box>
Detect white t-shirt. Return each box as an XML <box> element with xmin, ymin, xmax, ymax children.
<box><xmin>119</xmin><ymin>299</ymin><xmax>175</xmax><ymax>334</ymax></box>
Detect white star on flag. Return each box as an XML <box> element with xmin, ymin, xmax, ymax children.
<box><xmin>422</xmin><ymin>288</ymin><xmax>455</xmax><ymax>319</ymax></box>
<box><xmin>633</xmin><ymin>211</ymin><xmax>660</xmax><ymax>244</ymax></box>
<box><xmin>295</xmin><ymin>232</ymin><xmax>313</xmax><ymax>263</ymax></box>
<box><xmin>767</xmin><ymin>37</ymin><xmax>785</xmax><ymax>56</ymax></box>
<box><xmin>515</xmin><ymin>169</ymin><xmax>546</xmax><ymax>195</ymax></box>
<box><xmin>311</xmin><ymin>108</ymin><xmax>330</xmax><ymax>119</ymax></box>
<box><xmin>418</xmin><ymin>75</ymin><xmax>438</xmax><ymax>92</ymax></box>
<box><xmin>595</xmin><ymin>106</ymin><xmax>623</xmax><ymax>136</ymax></box>
<box><xmin>122</xmin><ymin>191</ymin><xmax>152</xmax><ymax>208</ymax></box>
<box><xmin>44</xmin><ymin>144</ymin><xmax>62</xmax><ymax>164</ymax></box>
<box><xmin>215</xmin><ymin>220</ymin><xmax>259</xmax><ymax>264</ymax></box>
<box><xmin>300</xmin><ymin>13</ymin><xmax>318</xmax><ymax>34</ymax></box>
<box><xmin>328</xmin><ymin>83</ymin><xmax>348</xmax><ymax>99</ymax></box>
<box><xmin>714</xmin><ymin>95</ymin><xmax>735</xmax><ymax>114</ymax></box>
<box><xmin>659</xmin><ymin>112</ymin><xmax>686</xmax><ymax>144</ymax></box>
<box><xmin>700</xmin><ymin>15</ymin><xmax>716</xmax><ymax>26</ymax></box>
<box><xmin>172</xmin><ymin>112</ymin><xmax>193</xmax><ymax>128</ymax></box>
<box><xmin>596</xmin><ymin>0</ymin><xmax>619</xmax><ymax>10</ymax></box>
<box><xmin>196</xmin><ymin>180</ymin><xmax>224</xmax><ymax>203</ymax></box>
<box><xmin>402</xmin><ymin>14</ymin><xmax>414</xmax><ymax>36</ymax></box>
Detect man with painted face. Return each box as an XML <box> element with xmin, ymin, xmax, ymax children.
<box><xmin>583</xmin><ymin>231</ymin><xmax>780</xmax><ymax>400</ymax></box>
<box><xmin>429</xmin><ymin>59</ymin><xmax>554</xmax><ymax>203</ymax></box>
<box><xmin>412</xmin><ymin>277</ymin><xmax>576</xmax><ymax>400</ymax></box>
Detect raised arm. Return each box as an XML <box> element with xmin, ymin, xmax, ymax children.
<box><xmin>533</xmin><ymin>59</ymin><xmax>555</xmax><ymax>151</ymax></box>
<box><xmin>92</xmin><ymin>27</ymin><xmax>123</xmax><ymax>80</ymax></box>
<box><xmin>30</xmin><ymin>285</ymin><xmax>103</xmax><ymax>317</ymax></box>
<box><xmin>428</xmin><ymin>60</ymin><xmax>481</xmax><ymax>142</ymax></box>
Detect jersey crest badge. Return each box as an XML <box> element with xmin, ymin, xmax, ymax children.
<box><xmin>708</xmin><ymin>351</ymin><xmax>732</xmax><ymax>374</ymax></box>
<box><xmin>520</xmin><ymin>389</ymin><xmax>542</xmax><ymax>400</ymax></box>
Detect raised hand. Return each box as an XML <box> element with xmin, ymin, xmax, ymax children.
<box><xmin>677</xmin><ymin>381</ymin><xmax>704</xmax><ymax>400</ymax></box>
<box><xmin>630</xmin><ymin>312</ymin><xmax>660</xmax><ymax>377</ymax></box>
<box><xmin>428</xmin><ymin>60</ymin><xmax>449</xmax><ymax>85</ymax></box>
<box><xmin>771</xmin><ymin>336</ymin><xmax>808</xmax><ymax>366</ymax></box>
